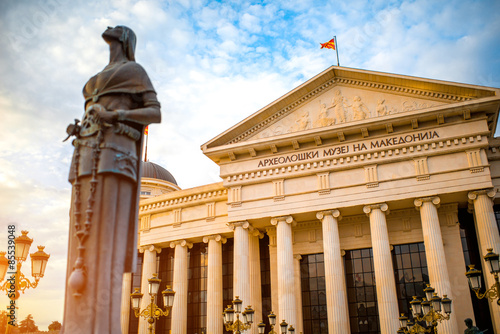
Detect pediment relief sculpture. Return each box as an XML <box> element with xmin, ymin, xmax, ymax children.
<box><xmin>249</xmin><ymin>87</ymin><xmax>445</xmax><ymax>140</ymax></box>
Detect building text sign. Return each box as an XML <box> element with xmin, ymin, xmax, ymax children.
<box><xmin>257</xmin><ymin>130</ymin><xmax>439</xmax><ymax>168</ymax></box>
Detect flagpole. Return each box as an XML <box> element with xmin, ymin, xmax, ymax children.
<box><xmin>144</xmin><ymin>128</ymin><xmax>149</xmax><ymax>162</ymax></box>
<box><xmin>334</xmin><ymin>35</ymin><xmax>340</xmax><ymax>66</ymax></box>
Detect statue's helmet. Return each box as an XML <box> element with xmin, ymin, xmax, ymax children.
<box><xmin>116</xmin><ymin>25</ymin><xmax>137</xmax><ymax>61</ymax></box>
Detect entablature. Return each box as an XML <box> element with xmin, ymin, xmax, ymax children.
<box><xmin>139</xmin><ymin>182</ymin><xmax>227</xmax><ymax>216</ymax></box>
<box><xmin>220</xmin><ymin>119</ymin><xmax>490</xmax><ymax>187</ymax></box>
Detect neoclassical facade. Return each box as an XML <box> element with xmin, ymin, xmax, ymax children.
<box><xmin>122</xmin><ymin>67</ymin><xmax>500</xmax><ymax>334</ymax></box>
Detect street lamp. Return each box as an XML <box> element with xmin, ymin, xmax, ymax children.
<box><xmin>258</xmin><ymin>312</ymin><xmax>295</xmax><ymax>334</ymax></box>
<box><xmin>465</xmin><ymin>248</ymin><xmax>500</xmax><ymax>305</ymax></box>
<box><xmin>222</xmin><ymin>296</ymin><xmax>254</xmax><ymax>333</ymax></box>
<box><xmin>280</xmin><ymin>320</ymin><xmax>288</xmax><ymax>334</ymax></box>
<box><xmin>398</xmin><ymin>285</ymin><xmax>452</xmax><ymax>333</ymax></box>
<box><xmin>0</xmin><ymin>231</ymin><xmax>50</xmax><ymax>300</ymax></box>
<box><xmin>263</xmin><ymin>311</ymin><xmax>278</xmax><ymax>334</ymax></box>
<box><xmin>130</xmin><ymin>273</ymin><xmax>175</xmax><ymax>334</ymax></box>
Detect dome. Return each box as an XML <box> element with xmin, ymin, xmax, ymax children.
<box><xmin>141</xmin><ymin>161</ymin><xmax>178</xmax><ymax>185</ymax></box>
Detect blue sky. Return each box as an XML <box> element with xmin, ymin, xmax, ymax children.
<box><xmin>0</xmin><ymin>0</ymin><xmax>499</xmax><ymax>330</ymax></box>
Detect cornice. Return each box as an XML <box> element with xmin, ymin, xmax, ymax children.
<box><xmin>139</xmin><ymin>187</ymin><xmax>228</xmax><ymax>214</ymax></box>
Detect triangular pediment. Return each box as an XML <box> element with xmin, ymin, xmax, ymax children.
<box><xmin>245</xmin><ymin>84</ymin><xmax>448</xmax><ymax>142</ymax></box>
<box><xmin>202</xmin><ymin>66</ymin><xmax>499</xmax><ymax>160</ymax></box>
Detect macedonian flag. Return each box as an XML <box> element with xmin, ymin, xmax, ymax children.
<box><xmin>320</xmin><ymin>38</ymin><xmax>336</xmax><ymax>50</ymax></box>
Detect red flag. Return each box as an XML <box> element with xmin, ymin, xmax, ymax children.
<box><xmin>320</xmin><ymin>38</ymin><xmax>336</xmax><ymax>50</ymax></box>
<box><xmin>144</xmin><ymin>126</ymin><xmax>149</xmax><ymax>135</ymax></box>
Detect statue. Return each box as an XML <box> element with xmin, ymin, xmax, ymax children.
<box><xmin>62</xmin><ymin>26</ymin><xmax>161</xmax><ymax>333</ymax></box>
<box><xmin>464</xmin><ymin>318</ymin><xmax>487</xmax><ymax>334</ymax></box>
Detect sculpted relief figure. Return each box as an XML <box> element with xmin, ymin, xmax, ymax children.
<box><xmin>376</xmin><ymin>99</ymin><xmax>388</xmax><ymax>116</ymax></box>
<box><xmin>351</xmin><ymin>95</ymin><xmax>370</xmax><ymax>120</ymax></box>
<box><xmin>62</xmin><ymin>26</ymin><xmax>161</xmax><ymax>333</ymax></box>
<box><xmin>330</xmin><ymin>90</ymin><xmax>348</xmax><ymax>123</ymax></box>
<box><xmin>292</xmin><ymin>111</ymin><xmax>311</xmax><ymax>132</ymax></box>
<box><xmin>315</xmin><ymin>102</ymin><xmax>335</xmax><ymax>127</ymax></box>
<box><xmin>403</xmin><ymin>100</ymin><xmax>434</xmax><ymax>112</ymax></box>
<box><xmin>377</xmin><ymin>99</ymin><xmax>397</xmax><ymax>116</ymax></box>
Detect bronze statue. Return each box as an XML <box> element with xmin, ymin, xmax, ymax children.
<box><xmin>464</xmin><ymin>318</ymin><xmax>487</xmax><ymax>334</ymax></box>
<box><xmin>62</xmin><ymin>26</ymin><xmax>161</xmax><ymax>333</ymax></box>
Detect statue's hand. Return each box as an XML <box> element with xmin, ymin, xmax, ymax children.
<box><xmin>87</xmin><ymin>104</ymin><xmax>117</xmax><ymax>124</ymax></box>
<box><xmin>63</xmin><ymin>119</ymin><xmax>81</xmax><ymax>142</ymax></box>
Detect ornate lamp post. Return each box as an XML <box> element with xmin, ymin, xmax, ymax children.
<box><xmin>257</xmin><ymin>312</ymin><xmax>294</xmax><ymax>334</ymax></box>
<box><xmin>397</xmin><ymin>284</ymin><xmax>452</xmax><ymax>333</ymax></box>
<box><xmin>0</xmin><ymin>231</ymin><xmax>50</xmax><ymax>300</ymax></box>
<box><xmin>222</xmin><ymin>296</ymin><xmax>255</xmax><ymax>333</ymax></box>
<box><xmin>465</xmin><ymin>248</ymin><xmax>500</xmax><ymax>305</ymax></box>
<box><xmin>130</xmin><ymin>273</ymin><xmax>175</xmax><ymax>334</ymax></box>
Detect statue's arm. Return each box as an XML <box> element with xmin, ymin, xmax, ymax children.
<box><xmin>116</xmin><ymin>91</ymin><xmax>161</xmax><ymax>125</ymax></box>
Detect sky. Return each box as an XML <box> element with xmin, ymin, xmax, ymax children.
<box><xmin>0</xmin><ymin>0</ymin><xmax>499</xmax><ymax>330</ymax></box>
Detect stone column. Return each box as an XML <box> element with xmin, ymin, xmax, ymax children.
<box><xmin>414</xmin><ymin>197</ymin><xmax>459</xmax><ymax>334</ymax></box>
<box><xmin>138</xmin><ymin>245</ymin><xmax>161</xmax><ymax>334</ymax></box>
<box><xmin>317</xmin><ymin>210</ymin><xmax>350</xmax><ymax>333</ymax></box>
<box><xmin>468</xmin><ymin>190</ymin><xmax>500</xmax><ymax>333</ymax></box>
<box><xmin>249</xmin><ymin>230</ymin><xmax>264</xmax><ymax>334</ymax></box>
<box><xmin>270</xmin><ymin>216</ymin><xmax>297</xmax><ymax>327</ymax></box>
<box><xmin>229</xmin><ymin>221</ymin><xmax>252</xmax><ymax>307</ymax></box>
<box><xmin>293</xmin><ymin>254</ymin><xmax>304</xmax><ymax>334</ymax></box>
<box><xmin>363</xmin><ymin>204</ymin><xmax>399</xmax><ymax>334</ymax></box>
<box><xmin>203</xmin><ymin>235</ymin><xmax>227</xmax><ymax>334</ymax></box>
<box><xmin>170</xmin><ymin>240</ymin><xmax>193</xmax><ymax>334</ymax></box>
<box><xmin>121</xmin><ymin>272</ymin><xmax>132</xmax><ymax>334</ymax></box>
<box><xmin>266</xmin><ymin>227</ymin><xmax>279</xmax><ymax>321</ymax></box>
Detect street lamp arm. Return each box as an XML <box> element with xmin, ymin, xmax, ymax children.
<box><xmin>134</xmin><ymin>302</ymin><xmax>171</xmax><ymax>320</ymax></box>
<box><xmin>224</xmin><ymin>315</ymin><xmax>252</xmax><ymax>333</ymax></box>
<box><xmin>409</xmin><ymin>323</ymin><xmax>432</xmax><ymax>333</ymax></box>
<box><xmin>17</xmin><ymin>271</ymin><xmax>39</xmax><ymax>293</ymax></box>
<box><xmin>0</xmin><ymin>270</ymin><xmax>39</xmax><ymax>298</ymax></box>
<box><xmin>471</xmin><ymin>280</ymin><xmax>500</xmax><ymax>304</ymax></box>
<box><xmin>413</xmin><ymin>308</ymin><xmax>450</xmax><ymax>324</ymax></box>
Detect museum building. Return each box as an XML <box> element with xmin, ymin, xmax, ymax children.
<box><xmin>120</xmin><ymin>67</ymin><xmax>500</xmax><ymax>334</ymax></box>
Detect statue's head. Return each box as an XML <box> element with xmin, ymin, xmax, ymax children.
<box><xmin>464</xmin><ymin>318</ymin><xmax>473</xmax><ymax>328</ymax></box>
<box><xmin>102</xmin><ymin>26</ymin><xmax>137</xmax><ymax>61</ymax></box>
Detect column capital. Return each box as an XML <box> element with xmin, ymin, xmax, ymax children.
<box><xmin>227</xmin><ymin>221</ymin><xmax>253</xmax><ymax>231</ymax></box>
<box><xmin>414</xmin><ymin>196</ymin><xmax>440</xmax><ymax>209</ymax></box>
<box><xmin>363</xmin><ymin>203</ymin><xmax>389</xmax><ymax>215</ymax></box>
<box><xmin>316</xmin><ymin>210</ymin><xmax>341</xmax><ymax>220</ymax></box>
<box><xmin>468</xmin><ymin>189</ymin><xmax>496</xmax><ymax>202</ymax></box>
<box><xmin>203</xmin><ymin>234</ymin><xmax>227</xmax><ymax>244</ymax></box>
<box><xmin>169</xmin><ymin>239</ymin><xmax>193</xmax><ymax>249</ymax></box>
<box><xmin>252</xmin><ymin>229</ymin><xmax>265</xmax><ymax>239</ymax></box>
<box><xmin>270</xmin><ymin>215</ymin><xmax>294</xmax><ymax>226</ymax></box>
<box><xmin>293</xmin><ymin>254</ymin><xmax>302</xmax><ymax>261</ymax></box>
<box><xmin>139</xmin><ymin>244</ymin><xmax>162</xmax><ymax>254</ymax></box>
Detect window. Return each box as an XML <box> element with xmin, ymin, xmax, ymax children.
<box><xmin>260</xmin><ymin>235</ymin><xmax>272</xmax><ymax>332</ymax></box>
<box><xmin>460</xmin><ymin>207</ymin><xmax>493</xmax><ymax>331</ymax></box>
<box><xmin>128</xmin><ymin>252</ymin><xmax>144</xmax><ymax>334</ymax></box>
<box><xmin>187</xmin><ymin>243</ymin><xmax>208</xmax><ymax>334</ymax></box>
<box><xmin>493</xmin><ymin>205</ymin><xmax>500</xmax><ymax>236</ymax></box>
<box><xmin>392</xmin><ymin>243</ymin><xmax>429</xmax><ymax>318</ymax></box>
<box><xmin>156</xmin><ymin>248</ymin><xmax>174</xmax><ymax>333</ymax></box>
<box><xmin>222</xmin><ymin>238</ymin><xmax>234</xmax><ymax>334</ymax></box>
<box><xmin>345</xmin><ymin>248</ymin><xmax>379</xmax><ymax>334</ymax></box>
<box><xmin>301</xmin><ymin>253</ymin><xmax>328</xmax><ymax>334</ymax></box>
